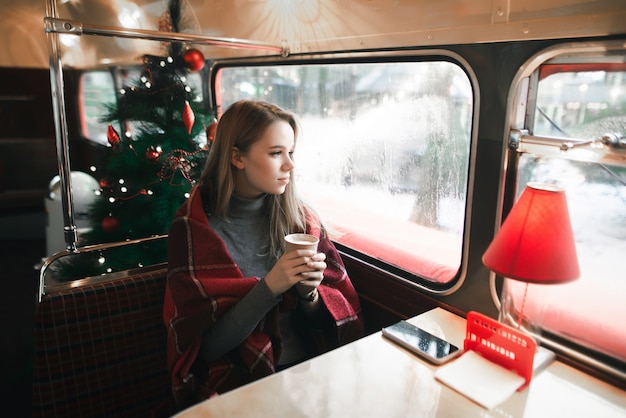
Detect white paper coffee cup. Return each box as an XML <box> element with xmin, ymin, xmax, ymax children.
<box><xmin>284</xmin><ymin>233</ymin><xmax>319</xmax><ymax>253</ymax></box>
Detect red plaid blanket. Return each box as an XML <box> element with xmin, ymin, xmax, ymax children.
<box><xmin>163</xmin><ymin>187</ymin><xmax>363</xmax><ymax>407</ymax></box>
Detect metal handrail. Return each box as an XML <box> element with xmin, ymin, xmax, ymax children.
<box><xmin>46</xmin><ymin>0</ymin><xmax>76</xmax><ymax>255</ymax></box>
<box><xmin>38</xmin><ymin>234</ymin><xmax>168</xmax><ymax>302</ymax></box>
<box><xmin>43</xmin><ymin>17</ymin><xmax>288</xmax><ymax>56</ymax></box>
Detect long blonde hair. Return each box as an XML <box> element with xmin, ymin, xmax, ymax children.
<box><xmin>198</xmin><ymin>100</ymin><xmax>307</xmax><ymax>259</ymax></box>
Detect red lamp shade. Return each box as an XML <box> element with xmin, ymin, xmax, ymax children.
<box><xmin>483</xmin><ymin>182</ymin><xmax>580</xmax><ymax>284</ymax></box>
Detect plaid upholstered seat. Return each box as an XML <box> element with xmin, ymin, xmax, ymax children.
<box><xmin>32</xmin><ymin>267</ymin><xmax>175</xmax><ymax>418</ymax></box>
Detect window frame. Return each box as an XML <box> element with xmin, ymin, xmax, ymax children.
<box><xmin>499</xmin><ymin>39</ymin><xmax>626</xmax><ymax>380</ymax></box>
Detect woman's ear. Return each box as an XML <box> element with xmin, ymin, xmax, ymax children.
<box><xmin>231</xmin><ymin>147</ymin><xmax>245</xmax><ymax>169</ymax></box>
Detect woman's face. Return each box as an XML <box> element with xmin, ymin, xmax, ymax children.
<box><xmin>232</xmin><ymin>119</ymin><xmax>295</xmax><ymax>199</ymax></box>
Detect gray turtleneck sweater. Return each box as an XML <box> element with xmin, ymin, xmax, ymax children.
<box><xmin>199</xmin><ymin>194</ymin><xmax>308</xmax><ymax>366</ymax></box>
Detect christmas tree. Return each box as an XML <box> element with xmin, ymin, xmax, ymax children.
<box><xmin>54</xmin><ymin>0</ymin><xmax>215</xmax><ymax>280</ymax></box>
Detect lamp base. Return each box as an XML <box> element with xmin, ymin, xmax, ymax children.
<box><xmin>500</xmin><ymin>279</ymin><xmax>556</xmax><ymax>375</ymax></box>
<box><xmin>499</xmin><ymin>279</ymin><xmax>545</xmax><ymax>342</ymax></box>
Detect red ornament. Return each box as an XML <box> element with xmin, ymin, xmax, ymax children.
<box><xmin>145</xmin><ymin>147</ymin><xmax>161</xmax><ymax>162</ymax></box>
<box><xmin>101</xmin><ymin>215</ymin><xmax>120</xmax><ymax>233</ymax></box>
<box><xmin>206</xmin><ymin>119</ymin><xmax>218</xmax><ymax>143</ymax></box>
<box><xmin>99</xmin><ymin>177</ymin><xmax>113</xmax><ymax>190</ymax></box>
<box><xmin>183</xmin><ymin>101</ymin><xmax>195</xmax><ymax>134</ymax></box>
<box><xmin>107</xmin><ymin>124</ymin><xmax>121</xmax><ymax>146</ymax></box>
<box><xmin>183</xmin><ymin>48</ymin><xmax>205</xmax><ymax>72</ymax></box>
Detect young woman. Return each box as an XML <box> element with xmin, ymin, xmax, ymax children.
<box><xmin>163</xmin><ymin>100</ymin><xmax>364</xmax><ymax>408</ymax></box>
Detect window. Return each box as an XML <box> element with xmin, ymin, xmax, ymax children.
<box><xmin>511</xmin><ymin>53</ymin><xmax>626</xmax><ymax>364</ymax></box>
<box><xmin>217</xmin><ymin>60</ymin><xmax>474</xmax><ymax>285</ymax></box>
<box><xmin>79</xmin><ymin>70</ymin><xmax>116</xmax><ymax>145</ymax></box>
<box><xmin>79</xmin><ymin>69</ymin><xmax>205</xmax><ymax>145</ymax></box>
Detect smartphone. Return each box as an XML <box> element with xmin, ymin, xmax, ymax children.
<box><xmin>382</xmin><ymin>320</ymin><xmax>462</xmax><ymax>365</ymax></box>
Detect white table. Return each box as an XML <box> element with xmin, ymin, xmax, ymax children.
<box><xmin>174</xmin><ymin>308</ymin><xmax>626</xmax><ymax>417</ymax></box>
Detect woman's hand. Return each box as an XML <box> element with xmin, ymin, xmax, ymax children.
<box><xmin>264</xmin><ymin>250</ymin><xmax>326</xmax><ymax>297</ymax></box>
<box><xmin>294</xmin><ymin>250</ymin><xmax>325</xmax><ymax>298</ymax></box>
